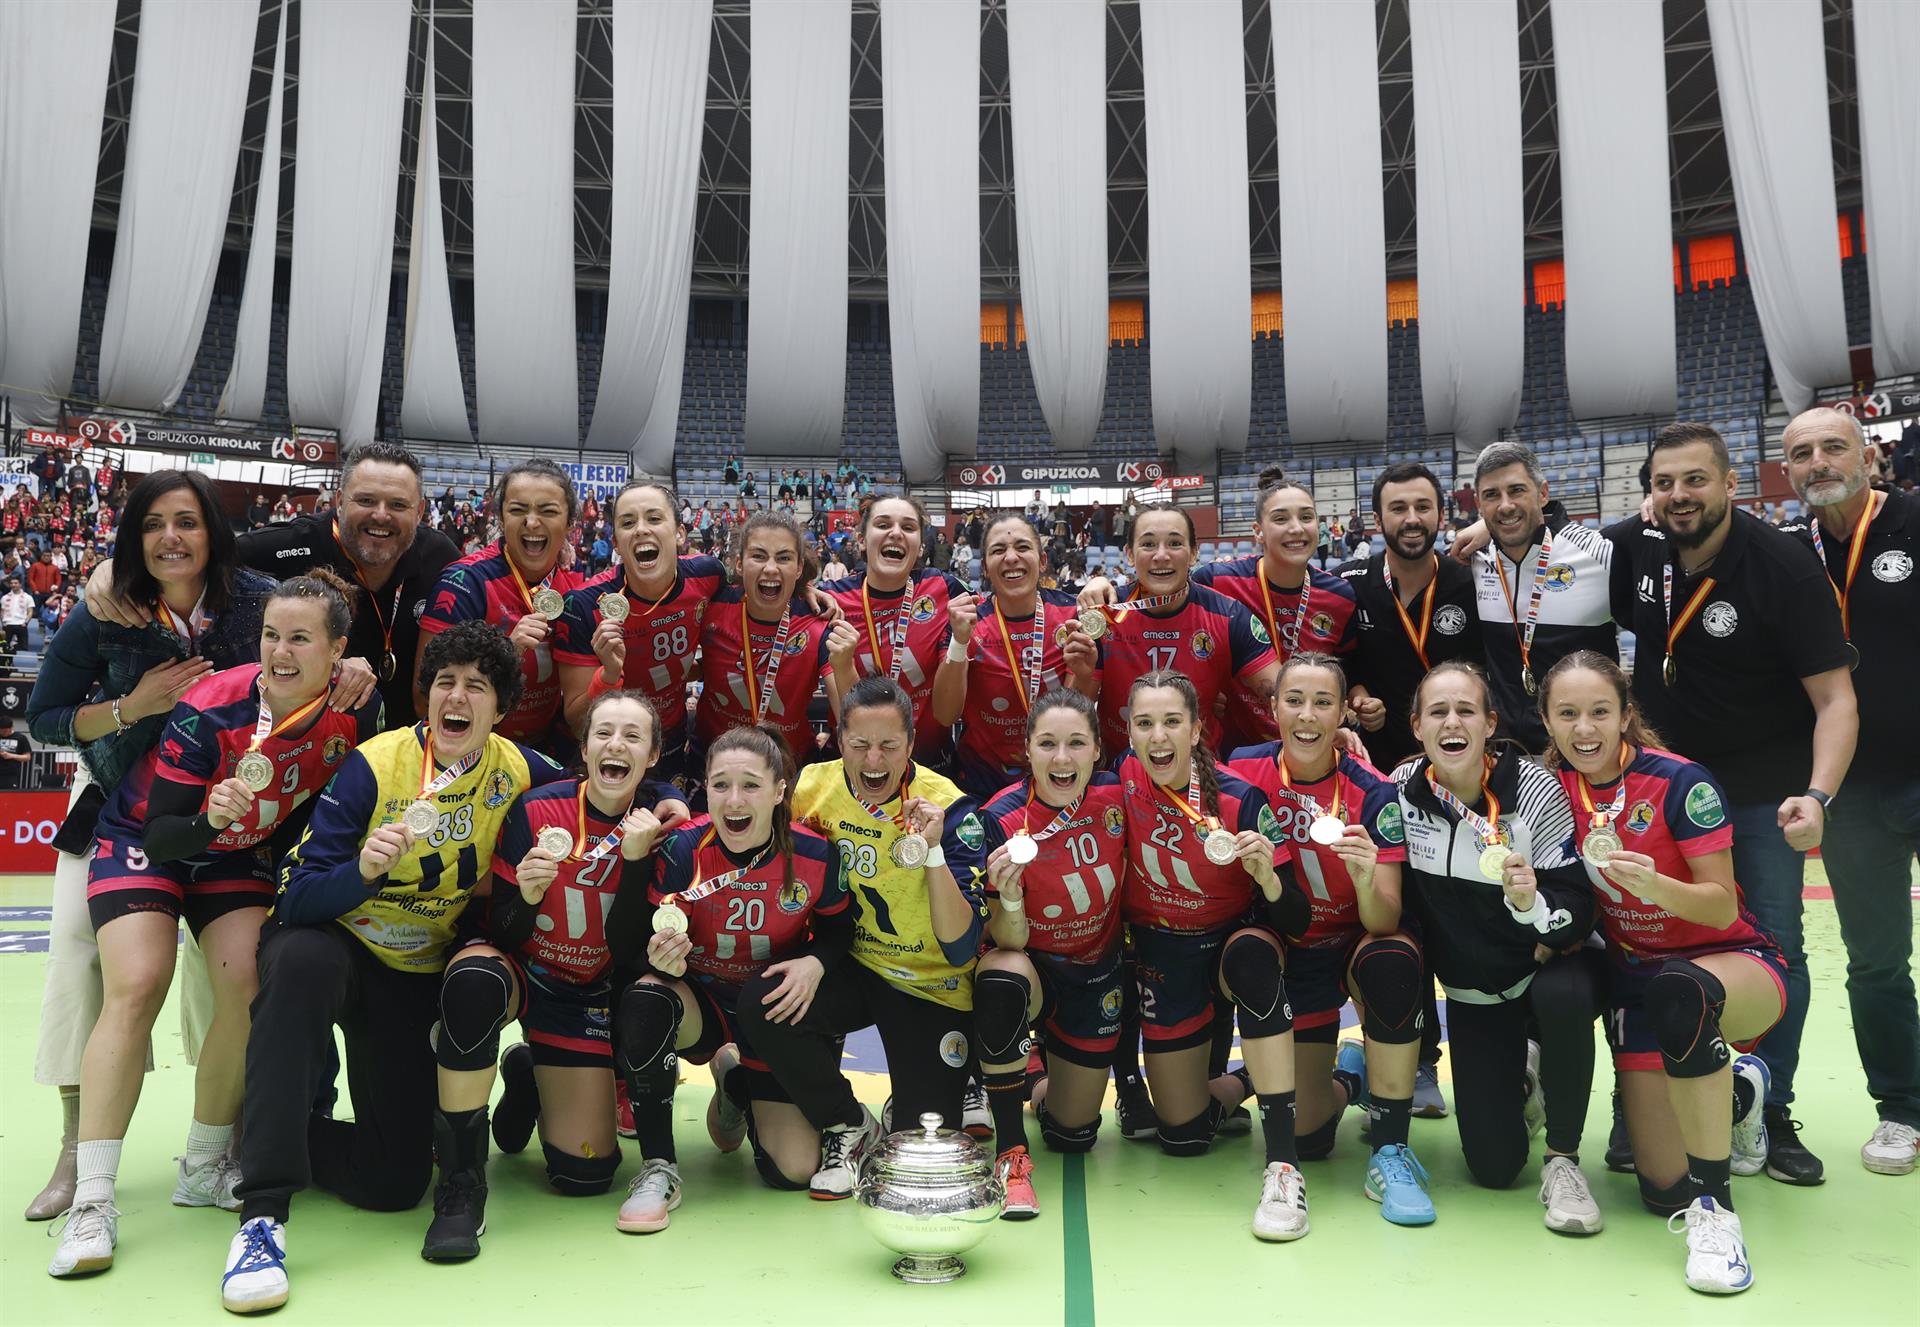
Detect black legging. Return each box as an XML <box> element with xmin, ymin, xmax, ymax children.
<box><xmin>1443</xmin><ymin>950</ymin><xmax>1601</xmax><ymax>1189</ymax></box>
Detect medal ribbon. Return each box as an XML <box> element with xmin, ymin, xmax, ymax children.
<box><xmin>1425</xmin><ymin>767</ymin><xmax>1504</xmax><ymax>847</ymax></box>
<box><xmin>156</xmin><ymin>595</ymin><xmax>205</xmax><ymax>652</ymax></box>
<box><xmin>1121</xmin><ymin>587</ymin><xmax>1185</xmax><ymax>612</ymax></box>
<box><xmin>993</xmin><ymin>599</ymin><xmax>1046</xmax><ymax>712</ymax></box>
<box><xmin>1492</xmin><ymin>532</ymin><xmax>1552</xmax><ymax>682</ymax></box>
<box><xmin>1257</xmin><ymin>558</ymin><xmax>1313</xmax><ymax>656</ymax></box>
<box><xmin>852</xmin><ymin>768</ymin><xmax>914</xmax><ymax>836</ymax></box>
<box><xmin>333</xmin><ymin>518</ymin><xmax>401</xmax><ymax>672</ymax></box>
<box><xmin>860</xmin><ymin>579</ymin><xmax>916</xmax><ymax>683</ymax></box>
<box><xmin>503</xmin><ymin>547</ymin><xmax>556</xmax><ymax>618</ymax></box>
<box><xmin>741</xmin><ymin>601</ymin><xmax>794</xmax><ymax>722</ymax></box>
<box><xmin>677</xmin><ymin>825</ymin><xmax>776</xmax><ymax>904</ymax></box>
<box><xmin>1573</xmin><ymin>744</ymin><xmax>1633</xmax><ymax>832</ymax></box>
<box><xmin>1277</xmin><ymin>755</ymin><xmax>1343</xmax><ymax>822</ymax></box>
<box><xmin>1660</xmin><ymin>561</ymin><xmax>1718</xmax><ymax>670</ymax></box>
<box><xmin>1155</xmin><ymin>766</ymin><xmax>1220</xmax><ymax>846</ymax></box>
<box><xmin>1018</xmin><ymin>784</ymin><xmax>1085</xmax><ymax>843</ymax></box>
<box><xmin>1383</xmin><ymin>556</ymin><xmax>1438</xmax><ymax>670</ymax></box>
<box><xmin>1807</xmin><ymin>489</ymin><xmax>1884</xmax><ymax>639</ymax></box>
<box><xmin>248</xmin><ymin>677</ymin><xmax>330</xmax><ymax>753</ymax></box>
<box><xmin>416</xmin><ymin>727</ymin><xmax>485</xmax><ymax>805</ymax></box>
<box><xmin>572</xmin><ymin>786</ymin><xmax>626</xmax><ymax>864</ymax></box>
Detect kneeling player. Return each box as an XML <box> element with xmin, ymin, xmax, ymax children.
<box><xmin>1229</xmin><ymin>653</ymin><xmax>1432</xmax><ymax>1225</ymax></box>
<box><xmin>612</xmin><ymin>725</ymin><xmax>851</xmax><ymax>1229</ymax></box>
<box><xmin>1543</xmin><ymin>653</ymin><xmax>1783</xmax><ymax>1295</ymax></box>
<box><xmin>975</xmin><ymin>689</ymin><xmax>1130</xmax><ymax>1219</ymax></box>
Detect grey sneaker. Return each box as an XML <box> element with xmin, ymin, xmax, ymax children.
<box><xmin>1539</xmin><ymin>1155</ymin><xmax>1603</xmax><ymax>1235</ymax></box>
<box><xmin>1411</xmin><ymin>1062</ymin><xmax>1448</xmax><ymax>1119</ymax></box>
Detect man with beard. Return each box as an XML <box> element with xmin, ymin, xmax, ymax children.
<box><xmin>1777</xmin><ymin>407</ymin><xmax>1920</xmax><ymax>1178</ymax></box>
<box><xmin>1606</xmin><ymin>421</ymin><xmax>1858</xmax><ymax>1186</ymax></box>
<box><xmin>1339</xmin><ymin>462</ymin><xmax>1483</xmax><ymax>770</ymax></box>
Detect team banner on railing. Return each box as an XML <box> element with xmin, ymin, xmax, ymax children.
<box><xmin>949</xmin><ymin>460</ymin><xmax>1166</xmax><ymax>488</ymax></box>
<box><xmin>22</xmin><ymin>418</ymin><xmax>335</xmax><ymax>463</ymax></box>
<box><xmin>1821</xmin><ymin>386</ymin><xmax>1920</xmax><ymax>421</ymax></box>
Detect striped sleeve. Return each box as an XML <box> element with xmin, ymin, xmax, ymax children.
<box><xmin>1513</xmin><ymin>759</ymin><xmax>1579</xmax><ymax>870</ymax></box>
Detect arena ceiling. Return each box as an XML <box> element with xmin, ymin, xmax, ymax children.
<box><xmin>84</xmin><ymin>0</ymin><xmax>1865</xmax><ymax>299</ymax></box>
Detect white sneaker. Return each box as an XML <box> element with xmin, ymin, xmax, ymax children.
<box><xmin>961</xmin><ymin>1078</ymin><xmax>992</xmax><ymax>1139</ymax></box>
<box><xmin>615</xmin><ymin>1159</ymin><xmax>682</xmax><ymax>1234</ymax></box>
<box><xmin>1252</xmin><ymin>1162</ymin><xmax>1310</xmax><ymax>1242</ymax></box>
<box><xmin>1861</xmin><ymin>1120</ymin><xmax>1919</xmax><ymax>1176</ymax></box>
<box><xmin>221</xmin><ymin>1217</ymin><xmax>288</xmax><ymax>1313</ymax></box>
<box><xmin>1521</xmin><ymin>1040</ymin><xmax>1546</xmax><ymax>1139</ymax></box>
<box><xmin>1539</xmin><ymin>1155</ymin><xmax>1603</xmax><ymax>1234</ymax></box>
<box><xmin>47</xmin><ymin>1200</ymin><xmax>119</xmax><ymax>1277</ymax></box>
<box><xmin>174</xmin><ymin>1153</ymin><xmax>244</xmax><ymax>1211</ymax></box>
<box><xmin>1729</xmin><ymin>1054</ymin><xmax>1771</xmax><ymax>1176</ymax></box>
<box><xmin>810</xmin><ymin>1106</ymin><xmax>879</xmax><ymax>1200</ymax></box>
<box><xmin>1668</xmin><ymin>1196</ymin><xmax>1752</xmax><ymax>1294</ymax></box>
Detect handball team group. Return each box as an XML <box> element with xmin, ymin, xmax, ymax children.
<box><xmin>19</xmin><ymin>406</ymin><xmax>1919</xmax><ymax>1310</ymax></box>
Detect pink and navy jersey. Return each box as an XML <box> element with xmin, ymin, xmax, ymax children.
<box><xmin>954</xmin><ymin>589</ymin><xmax>1089</xmax><ymax>787</ymax></box>
<box><xmin>1096</xmin><ymin>583</ymin><xmax>1276</xmax><ymax>758</ymax></box>
<box><xmin>817</xmin><ymin>568</ymin><xmax>967</xmax><ymax>757</ymax></box>
<box><xmin>1114</xmin><ymin>753</ymin><xmax>1288</xmax><ymax>933</ymax></box>
<box><xmin>977</xmin><ymin>772</ymin><xmax>1129</xmax><ymax>964</ymax></box>
<box><xmin>694</xmin><ymin>588</ymin><xmax>834</xmax><ymax>768</ymax></box>
<box><xmin>419</xmin><ymin>544</ymin><xmax>592</xmax><ymax>743</ymax></box>
<box><xmin>1195</xmin><ymin>559</ymin><xmax>1359</xmax><ymax>745</ymax></box>
<box><xmin>1225</xmin><ymin>746</ymin><xmax>1406</xmax><ymax>948</ymax></box>
<box><xmin>1555</xmin><ymin>746</ymin><xmax>1771</xmax><ymax>959</ymax></box>
<box><xmin>553</xmin><ymin>556</ymin><xmax>729</xmax><ymax>750</ymax></box>
<box><xmin>99</xmin><ymin>665</ymin><xmax>379</xmax><ymax>853</ymax></box>
<box><xmin>493</xmin><ymin>781</ymin><xmax>627</xmax><ymax>984</ymax></box>
<box><xmin>648</xmin><ymin>817</ymin><xmax>848</xmax><ymax>991</ymax></box>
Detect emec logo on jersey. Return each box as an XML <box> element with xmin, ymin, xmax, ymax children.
<box><xmin>1189</xmin><ymin>629</ymin><xmax>1215</xmax><ymax>660</ymax></box>
<box><xmin>1685</xmin><ymin>782</ymin><xmax>1726</xmax><ymax>829</ymax></box>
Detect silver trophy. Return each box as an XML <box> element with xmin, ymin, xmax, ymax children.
<box><xmin>856</xmin><ymin>1112</ymin><xmax>1004</xmax><ymax>1284</ymax></box>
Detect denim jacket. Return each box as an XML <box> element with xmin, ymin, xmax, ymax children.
<box><xmin>27</xmin><ymin>568</ymin><xmax>277</xmax><ymax>789</ymax></box>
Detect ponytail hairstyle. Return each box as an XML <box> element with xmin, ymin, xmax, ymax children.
<box><xmin>736</xmin><ymin>508</ymin><xmax>815</xmax><ymax>591</ymax></box>
<box><xmin>839</xmin><ymin>674</ymin><xmax>914</xmax><ymax>740</ymax></box>
<box><xmin>1127</xmin><ymin>669</ymin><xmax>1221</xmax><ymax>818</ymax></box>
<box><xmin>1411</xmin><ymin>658</ymin><xmax>1510</xmax><ymax>761</ymax></box>
<box><xmin>1025</xmin><ymin>686</ymin><xmax>1098</xmax><ymax>744</ymax></box>
<box><xmin>582</xmin><ymin>687</ymin><xmax>662</xmax><ymax>765</ymax></box>
<box><xmin>267</xmin><ymin>565</ymin><xmax>355</xmax><ymax>641</ymax></box>
<box><xmin>706</xmin><ymin>723</ymin><xmax>798</xmax><ymax>888</ymax></box>
<box><xmin>1536</xmin><ymin>649</ymin><xmax>1669</xmax><ymax>769</ymax></box>
<box><xmin>1256</xmin><ymin>466</ymin><xmax>1315</xmax><ymax>523</ymax></box>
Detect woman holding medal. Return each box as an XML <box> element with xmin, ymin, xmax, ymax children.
<box><xmin>943</xmin><ymin>512</ymin><xmax>1099</xmax><ymax>801</ymax></box>
<box><xmin>973</xmin><ymin>689</ymin><xmax>1129</xmax><ymax>1219</ymax></box>
<box><xmin>1392</xmin><ymin>660</ymin><xmax>1605</xmax><ymax>1235</ymax></box>
<box><xmin>606</xmin><ymin>725</ymin><xmax>853</xmax><ymax>1229</ymax></box>
<box><xmin>47</xmin><ymin>572</ymin><xmax>378</xmax><ymax>1278</ymax></box>
<box><xmin>1226</xmin><ymin>653</ymin><xmax>1434</xmax><ymax>1226</ymax></box>
<box><xmin>1115</xmin><ymin>671</ymin><xmax>1314</xmax><ymax>1240</ymax></box>
<box><xmin>738</xmin><ymin>676</ymin><xmax>988</xmax><ymax>1199</ymax></box>
<box><xmin>1541</xmin><ymin>651</ymin><xmax>1782</xmax><ymax>1294</ymax></box>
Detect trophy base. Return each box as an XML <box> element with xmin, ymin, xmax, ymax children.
<box><xmin>891</xmin><ymin>1254</ymin><xmax>967</xmax><ymax>1284</ymax></box>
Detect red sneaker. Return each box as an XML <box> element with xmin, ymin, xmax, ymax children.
<box><xmin>998</xmin><ymin>1146</ymin><xmax>1039</xmax><ymax>1221</ymax></box>
<box><xmin>615</xmin><ymin>1079</ymin><xmax>638</xmax><ymax>1139</ymax></box>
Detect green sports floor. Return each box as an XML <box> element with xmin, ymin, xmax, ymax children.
<box><xmin>3</xmin><ymin>867</ymin><xmax>1916</xmax><ymax>1326</ymax></box>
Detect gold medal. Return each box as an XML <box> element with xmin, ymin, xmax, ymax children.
<box><xmin>1521</xmin><ymin>667</ymin><xmax>1537</xmax><ymax>697</ymax></box>
<box><xmin>1581</xmin><ymin>827</ymin><xmax>1622</xmax><ymax>869</ymax></box>
<box><xmin>652</xmin><ymin>901</ymin><xmax>689</xmax><ymax>934</ymax></box>
<box><xmin>1077</xmin><ymin>608</ymin><xmax>1109</xmax><ymax>640</ymax></box>
<box><xmin>536</xmin><ymin>825</ymin><xmax>574</xmax><ymax>858</ymax></box>
<box><xmin>1661</xmin><ymin>655</ymin><xmax>1676</xmax><ymax>688</ymax></box>
<box><xmin>1054</xmin><ymin>623</ymin><xmax>1074</xmax><ymax>649</ymax></box>
<box><xmin>235</xmin><ymin>750</ymin><xmax>275</xmax><ymax>793</ymax></box>
<box><xmin>1203</xmin><ymin>828</ymin><xmax>1239</xmax><ymax>866</ymax></box>
<box><xmin>1478</xmin><ymin>844</ymin><xmax>1512</xmax><ymax>880</ymax></box>
<box><xmin>600</xmin><ymin>592</ymin><xmax>630</xmax><ymax>623</ymax></box>
<box><xmin>533</xmin><ymin>586</ymin><xmax>566</xmax><ymax>620</ymax></box>
<box><xmin>890</xmin><ymin>832</ymin><xmax>930</xmax><ymax>869</ymax></box>
<box><xmin>404</xmin><ymin>800</ymin><xmax>439</xmax><ymax>837</ymax></box>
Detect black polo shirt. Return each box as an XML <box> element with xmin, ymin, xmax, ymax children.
<box><xmin>1337</xmin><ymin>552</ymin><xmax>1483</xmax><ymax>768</ymax></box>
<box><xmin>1778</xmin><ymin>487</ymin><xmax>1919</xmax><ymax>782</ymax></box>
<box><xmin>1607</xmin><ymin>509</ymin><xmax>1850</xmax><ymax>805</ymax></box>
<box><xmin>239</xmin><ymin>514</ymin><xmax>459</xmax><ymax>729</ymax></box>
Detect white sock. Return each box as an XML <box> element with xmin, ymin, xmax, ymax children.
<box><xmin>59</xmin><ymin>1085</ymin><xmax>80</xmax><ymax>1142</ymax></box>
<box><xmin>74</xmin><ymin>1139</ymin><xmax>122</xmax><ymax>1207</ymax></box>
<box><xmin>186</xmin><ymin>1118</ymin><xmax>235</xmax><ymax>1162</ymax></box>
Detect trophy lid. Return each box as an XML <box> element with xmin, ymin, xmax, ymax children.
<box><xmin>864</xmin><ymin>1112</ymin><xmax>993</xmax><ymax>1183</ymax></box>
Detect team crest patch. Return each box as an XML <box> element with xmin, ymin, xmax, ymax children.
<box><xmin>911</xmin><ymin>595</ymin><xmax>939</xmax><ymax>624</ymax></box>
<box><xmin>1100</xmin><ymin>987</ymin><xmax>1124</xmax><ymax>1020</ymax></box>
<box><xmin>1701</xmin><ymin>602</ymin><xmax>1739</xmax><ymax>637</ymax></box>
<box><xmin>586</xmin><ymin>1005</ymin><xmax>611</xmax><ymax>1027</ymax></box>
<box><xmin>954</xmin><ymin>813</ymin><xmax>986</xmax><ymax>851</ymax></box>
<box><xmin>485</xmin><ymin>769</ymin><xmax>515</xmax><ymax>808</ymax></box>
<box><xmin>1376</xmin><ymin>801</ymin><xmax>1406</xmax><ymax>845</ymax></box>
<box><xmin>323</xmin><ymin>735</ymin><xmax>349</xmax><ymax>765</ymax></box>
<box><xmin>1189</xmin><ymin>629</ymin><xmax>1215</xmax><ymax>660</ymax></box>
<box><xmin>1250</xmin><ymin>617</ymin><xmax>1272</xmax><ymax>646</ymax></box>
<box><xmin>939</xmin><ymin>1030</ymin><xmax>970</xmax><ymax>1069</ymax></box>
<box><xmin>1434</xmin><ymin>605</ymin><xmax>1467</xmax><ymax>636</ymax></box>
<box><xmin>1685</xmin><ymin>782</ymin><xmax>1726</xmax><ymax>829</ymax></box>
<box><xmin>1309</xmin><ymin>611</ymin><xmax>1335</xmax><ymax>638</ymax></box>
<box><xmin>1543</xmin><ymin>564</ymin><xmax>1576</xmax><ymax>591</ymax></box>
<box><xmin>1872</xmin><ymin>550</ymin><xmax>1912</xmax><ymax>583</ymax></box>
<box><xmin>777</xmin><ymin>879</ymin><xmax>810</xmax><ymax>914</ymax></box>
<box><xmin>1625</xmin><ymin>800</ymin><xmax>1657</xmax><ymax>834</ymax></box>
<box><xmin>1104</xmin><ymin>805</ymin><xmax>1126</xmax><ymax>837</ymax></box>
<box><xmin>784</xmin><ymin>632</ymin><xmax>811</xmax><ymax>655</ymax></box>
<box><xmin>414</xmin><ymin>599</ymin><xmax>428</xmax><ymax>621</ymax></box>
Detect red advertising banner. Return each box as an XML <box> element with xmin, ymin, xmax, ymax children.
<box><xmin>0</xmin><ymin>791</ymin><xmax>70</xmax><ymax>873</ymax></box>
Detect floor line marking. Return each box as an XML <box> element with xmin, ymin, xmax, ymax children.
<box><xmin>1062</xmin><ymin>1150</ymin><xmax>1095</xmax><ymax>1327</ymax></box>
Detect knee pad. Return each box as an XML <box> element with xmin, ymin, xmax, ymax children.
<box><xmin>1638</xmin><ymin>1172</ymin><xmax>1694</xmax><ymax>1218</ymax></box>
<box><xmin>435</xmin><ymin>954</ymin><xmax>516</xmax><ymax>1071</ymax></box>
<box><xmin>974</xmin><ymin>969</ymin><xmax>1034</xmax><ymax>1065</ymax></box>
<box><xmin>1646</xmin><ymin>960</ymin><xmax>1730</xmax><ymax>1080</ymax></box>
<box><xmin>614</xmin><ymin>982</ymin><xmax>684</xmax><ymax>1102</ymax></box>
<box><xmin>542</xmin><ymin>1141</ymin><xmax>621</xmax><ymax>1197</ymax></box>
<box><xmin>1220</xmin><ymin>935</ymin><xmax>1293</xmax><ymax>1039</ymax></box>
<box><xmin>1157</xmin><ymin>1101</ymin><xmax>1222</xmax><ymax>1157</ymax></box>
<box><xmin>1350</xmin><ymin>938</ymin><xmax>1425</xmax><ymax>1046</ymax></box>
<box><xmin>1037</xmin><ymin>1102</ymin><xmax>1101</xmax><ymax>1154</ymax></box>
<box><xmin>1296</xmin><ymin>1114</ymin><xmax>1340</xmax><ymax>1162</ymax></box>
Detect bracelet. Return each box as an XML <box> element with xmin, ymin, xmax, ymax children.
<box><xmin>923</xmin><ymin>843</ymin><xmax>947</xmax><ymax>869</ymax></box>
<box><xmin>110</xmin><ymin>697</ymin><xmax>129</xmax><ymax>733</ymax></box>
<box><xmin>945</xmin><ymin>639</ymin><xmax>970</xmax><ymax>664</ymax></box>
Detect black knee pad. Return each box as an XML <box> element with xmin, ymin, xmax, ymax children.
<box><xmin>1296</xmin><ymin>1114</ymin><xmax>1340</xmax><ymax>1162</ymax></box>
<box><xmin>1350</xmin><ymin>938</ymin><xmax>1425</xmax><ymax>1045</ymax></box>
<box><xmin>542</xmin><ymin>1142</ymin><xmax>621</xmax><ymax>1196</ymax></box>
<box><xmin>974</xmin><ymin>969</ymin><xmax>1035</xmax><ymax>1065</ymax></box>
<box><xmin>1220</xmin><ymin>935</ymin><xmax>1292</xmax><ymax>1038</ymax></box>
<box><xmin>1646</xmin><ymin>959</ymin><xmax>1730</xmax><ymax>1080</ymax></box>
<box><xmin>1157</xmin><ymin>1100</ymin><xmax>1223</xmax><ymax>1157</ymax></box>
<box><xmin>1037</xmin><ymin>1102</ymin><xmax>1101</xmax><ymax>1154</ymax></box>
<box><xmin>435</xmin><ymin>954</ymin><xmax>516</xmax><ymax>1071</ymax></box>
<box><xmin>615</xmin><ymin>981</ymin><xmax>685</xmax><ymax>1101</ymax></box>
<box><xmin>1638</xmin><ymin>1172</ymin><xmax>1694</xmax><ymax>1217</ymax></box>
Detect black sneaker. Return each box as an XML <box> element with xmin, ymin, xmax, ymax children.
<box><xmin>1763</xmin><ymin>1106</ymin><xmax>1825</xmax><ymax>1186</ymax></box>
<box><xmin>422</xmin><ymin>1169</ymin><xmax>488</xmax><ymax>1260</ymax></box>
<box><xmin>1114</xmin><ymin>1079</ymin><xmax>1160</xmax><ymax>1141</ymax></box>
<box><xmin>1605</xmin><ymin>1089</ymin><xmax>1636</xmax><ymax>1174</ymax></box>
<box><xmin>491</xmin><ymin>1044</ymin><xmax>540</xmax><ymax>1155</ymax></box>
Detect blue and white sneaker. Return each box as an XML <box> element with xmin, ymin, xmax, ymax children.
<box><xmin>1365</xmin><ymin>1143</ymin><xmax>1436</xmax><ymax>1226</ymax></box>
<box><xmin>1669</xmin><ymin>1196</ymin><xmax>1753</xmax><ymax>1294</ymax></box>
<box><xmin>1730</xmin><ymin>1055</ymin><xmax>1771</xmax><ymax>1177</ymax></box>
<box><xmin>221</xmin><ymin>1217</ymin><xmax>288</xmax><ymax>1314</ymax></box>
<box><xmin>1335</xmin><ymin>1039</ymin><xmax>1370</xmax><ymax>1111</ymax></box>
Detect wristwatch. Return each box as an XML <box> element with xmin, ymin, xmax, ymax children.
<box><xmin>1803</xmin><ymin>788</ymin><xmax>1834</xmax><ymax>810</ymax></box>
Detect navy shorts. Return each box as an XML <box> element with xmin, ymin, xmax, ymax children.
<box><xmin>86</xmin><ymin>834</ymin><xmax>273</xmax><ymax>938</ymax></box>
<box><xmin>683</xmin><ymin>975</ymin><xmax>791</xmax><ymax>1104</ymax></box>
<box><xmin>1604</xmin><ymin>945</ymin><xmax>1789</xmax><ymax>1072</ymax></box>
<box><xmin>1132</xmin><ymin>923</ymin><xmax>1239</xmax><ymax>1053</ymax></box>
<box><xmin>515</xmin><ymin>963</ymin><xmax>615</xmax><ymax>1068</ymax></box>
<box><xmin>1030</xmin><ymin>948</ymin><xmax>1125</xmax><ymax>1069</ymax></box>
<box><xmin>1286</xmin><ymin>939</ymin><xmax>1361</xmax><ymax>1036</ymax></box>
